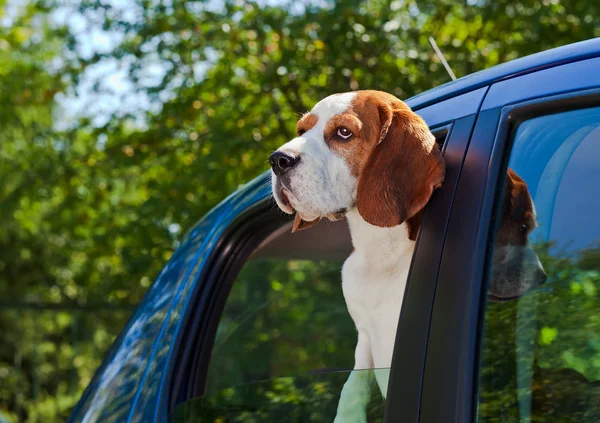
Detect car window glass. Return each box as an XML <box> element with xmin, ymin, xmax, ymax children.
<box><xmin>205</xmin><ymin>258</ymin><xmax>355</xmax><ymax>393</ymax></box>
<box><xmin>173</xmin><ymin>254</ymin><xmax>390</xmax><ymax>421</ymax></box>
<box><xmin>477</xmin><ymin>106</ymin><xmax>600</xmax><ymax>422</ymax></box>
<box><xmin>173</xmin><ymin>369</ymin><xmax>388</xmax><ymax>422</ymax></box>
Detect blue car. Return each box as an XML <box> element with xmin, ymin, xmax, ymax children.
<box><xmin>69</xmin><ymin>39</ymin><xmax>600</xmax><ymax>423</ymax></box>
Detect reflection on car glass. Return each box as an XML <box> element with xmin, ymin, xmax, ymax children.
<box><xmin>206</xmin><ymin>259</ymin><xmax>355</xmax><ymax>393</ymax></box>
<box><xmin>172</xmin><ymin>369</ymin><xmax>388</xmax><ymax>422</ymax></box>
<box><xmin>478</xmin><ymin>107</ymin><xmax>600</xmax><ymax>422</ymax></box>
<box><xmin>487</xmin><ymin>168</ymin><xmax>546</xmax><ymax>303</ymax></box>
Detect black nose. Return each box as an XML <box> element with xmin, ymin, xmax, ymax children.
<box><xmin>269</xmin><ymin>151</ymin><xmax>300</xmax><ymax>176</ymax></box>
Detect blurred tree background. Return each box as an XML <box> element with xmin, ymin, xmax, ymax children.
<box><xmin>0</xmin><ymin>0</ymin><xmax>598</xmax><ymax>421</ymax></box>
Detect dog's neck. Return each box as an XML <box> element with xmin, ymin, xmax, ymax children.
<box><xmin>345</xmin><ymin>208</ymin><xmax>417</xmax><ymax>272</ymax></box>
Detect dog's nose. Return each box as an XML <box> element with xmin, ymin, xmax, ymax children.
<box><xmin>269</xmin><ymin>151</ymin><xmax>300</xmax><ymax>176</ymax></box>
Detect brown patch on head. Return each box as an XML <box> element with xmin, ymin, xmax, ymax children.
<box><xmin>496</xmin><ymin>168</ymin><xmax>537</xmax><ymax>246</ymax></box>
<box><xmin>318</xmin><ymin>93</ymin><xmax>385</xmax><ymax>176</ymax></box>
<box><xmin>349</xmin><ymin>90</ymin><xmax>445</xmax><ymax>227</ymax></box>
<box><xmin>297</xmin><ymin>113</ymin><xmax>318</xmax><ymax>136</ymax></box>
<box><xmin>324</xmin><ymin>114</ymin><xmax>363</xmax><ymax>143</ymax></box>
<box><xmin>323</xmin><ymin>113</ymin><xmax>368</xmax><ymax>175</ymax></box>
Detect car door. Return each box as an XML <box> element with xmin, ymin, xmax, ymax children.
<box><xmin>420</xmin><ymin>56</ymin><xmax>600</xmax><ymax>422</ymax></box>
<box><xmin>166</xmin><ymin>88</ymin><xmax>487</xmax><ymax>423</ymax></box>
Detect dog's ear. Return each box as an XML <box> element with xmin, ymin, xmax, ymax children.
<box><xmin>356</xmin><ymin>102</ymin><xmax>445</xmax><ymax>227</ymax></box>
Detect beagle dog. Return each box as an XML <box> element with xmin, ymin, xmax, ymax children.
<box><xmin>269</xmin><ymin>90</ymin><xmax>545</xmax><ymax>421</ymax></box>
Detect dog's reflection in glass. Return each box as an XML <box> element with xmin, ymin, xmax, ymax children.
<box><xmin>488</xmin><ymin>168</ymin><xmax>546</xmax><ymax>302</ymax></box>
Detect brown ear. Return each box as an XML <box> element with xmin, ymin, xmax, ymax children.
<box><xmin>505</xmin><ymin>168</ymin><xmax>535</xmax><ymax>222</ymax></box>
<box><xmin>357</xmin><ymin>103</ymin><xmax>445</xmax><ymax>227</ymax></box>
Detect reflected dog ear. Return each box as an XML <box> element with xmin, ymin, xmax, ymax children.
<box><xmin>506</xmin><ymin>168</ymin><xmax>534</xmax><ymax>222</ymax></box>
<box><xmin>357</xmin><ymin>102</ymin><xmax>445</xmax><ymax>227</ymax></box>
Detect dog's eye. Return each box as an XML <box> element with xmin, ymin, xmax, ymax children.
<box><xmin>519</xmin><ymin>224</ymin><xmax>528</xmax><ymax>233</ymax></box>
<box><xmin>337</xmin><ymin>127</ymin><xmax>353</xmax><ymax>140</ymax></box>
<box><xmin>297</xmin><ymin>128</ymin><xmax>306</xmax><ymax>136</ymax></box>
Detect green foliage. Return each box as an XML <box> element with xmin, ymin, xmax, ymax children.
<box><xmin>206</xmin><ymin>259</ymin><xmax>355</xmax><ymax>393</ymax></box>
<box><xmin>478</xmin><ymin>242</ymin><xmax>600</xmax><ymax>422</ymax></box>
<box><xmin>173</xmin><ymin>370</ymin><xmax>387</xmax><ymax>422</ymax></box>
<box><xmin>187</xmin><ymin>258</ymin><xmax>386</xmax><ymax>422</ymax></box>
<box><xmin>1</xmin><ymin>0</ymin><xmax>599</xmax><ymax>421</ymax></box>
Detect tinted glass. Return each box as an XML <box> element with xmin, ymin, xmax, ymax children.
<box><xmin>477</xmin><ymin>106</ymin><xmax>600</xmax><ymax>421</ymax></box>
<box><xmin>171</xmin><ymin>257</ymin><xmax>387</xmax><ymax>420</ymax></box>
<box><xmin>205</xmin><ymin>258</ymin><xmax>356</xmax><ymax>393</ymax></box>
<box><xmin>173</xmin><ymin>369</ymin><xmax>388</xmax><ymax>422</ymax></box>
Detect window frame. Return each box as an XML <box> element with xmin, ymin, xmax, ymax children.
<box><xmin>385</xmin><ymin>115</ymin><xmax>477</xmax><ymax>423</ymax></box>
<box><xmin>419</xmin><ymin>64</ymin><xmax>600</xmax><ymax>422</ymax></box>
<box><xmin>385</xmin><ymin>87</ymin><xmax>489</xmax><ymax>423</ymax></box>
<box><xmin>168</xmin><ymin>200</ymin><xmax>289</xmax><ymax>409</ymax></box>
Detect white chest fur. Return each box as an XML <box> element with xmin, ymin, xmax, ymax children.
<box><xmin>342</xmin><ymin>209</ymin><xmax>415</xmax><ymax>369</ymax></box>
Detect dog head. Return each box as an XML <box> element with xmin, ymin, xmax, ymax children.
<box><xmin>488</xmin><ymin>168</ymin><xmax>547</xmax><ymax>301</ymax></box>
<box><xmin>269</xmin><ymin>90</ymin><xmax>445</xmax><ymax>232</ymax></box>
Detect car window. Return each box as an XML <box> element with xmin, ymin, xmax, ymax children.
<box><xmin>205</xmin><ymin>258</ymin><xmax>356</xmax><ymax>393</ymax></box>
<box><xmin>477</xmin><ymin>106</ymin><xmax>600</xmax><ymax>422</ymax></box>
<box><xmin>171</xmin><ymin>246</ymin><xmax>389</xmax><ymax>421</ymax></box>
<box><xmin>172</xmin><ymin>369</ymin><xmax>388</xmax><ymax>422</ymax></box>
